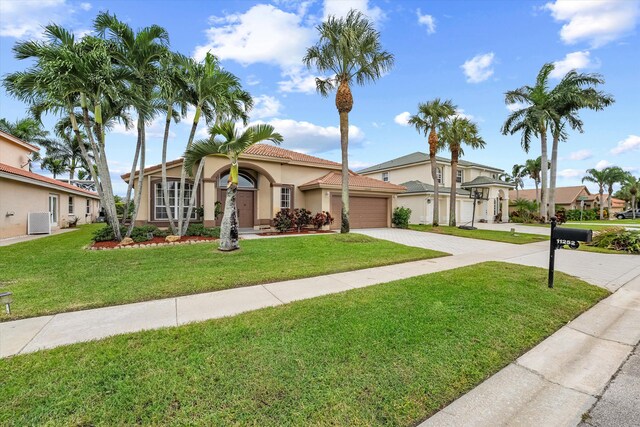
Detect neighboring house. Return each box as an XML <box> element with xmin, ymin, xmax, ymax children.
<box><xmin>509</xmin><ymin>185</ymin><xmax>626</xmax><ymax>216</ymax></box>
<box><xmin>359</xmin><ymin>152</ymin><xmax>512</xmax><ymax>224</ymax></box>
<box><xmin>122</xmin><ymin>145</ymin><xmax>405</xmax><ymax>230</ymax></box>
<box><xmin>0</xmin><ymin>130</ymin><xmax>100</xmax><ymax>239</ymax></box>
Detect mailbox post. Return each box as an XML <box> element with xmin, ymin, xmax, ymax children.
<box><xmin>548</xmin><ymin>217</ymin><xmax>593</xmax><ymax>288</ymax></box>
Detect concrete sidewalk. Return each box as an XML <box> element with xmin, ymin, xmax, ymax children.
<box><xmin>0</xmin><ymin>227</ymin><xmax>78</xmax><ymax>247</ymax></box>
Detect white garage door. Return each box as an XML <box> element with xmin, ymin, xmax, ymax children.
<box><xmin>459</xmin><ymin>200</ymin><xmax>475</xmax><ymax>224</ymax></box>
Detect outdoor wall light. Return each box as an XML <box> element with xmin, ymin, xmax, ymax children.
<box><xmin>426</xmin><ymin>198</ymin><xmax>432</xmax><ymax>204</ymax></box>
<box><xmin>0</xmin><ymin>292</ymin><xmax>13</xmax><ymax>314</ymax></box>
<box><xmin>5</xmin><ymin>211</ymin><xmax>15</xmax><ymax>217</ymax></box>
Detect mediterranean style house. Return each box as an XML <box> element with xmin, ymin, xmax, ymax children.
<box><xmin>510</xmin><ymin>185</ymin><xmax>626</xmax><ymax>216</ymax></box>
<box><xmin>0</xmin><ymin>130</ymin><xmax>100</xmax><ymax>239</ymax></box>
<box><xmin>359</xmin><ymin>152</ymin><xmax>513</xmax><ymax>225</ymax></box>
<box><xmin>122</xmin><ymin>145</ymin><xmax>405</xmax><ymax>230</ymax></box>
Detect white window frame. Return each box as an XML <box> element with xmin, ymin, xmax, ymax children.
<box><xmin>382</xmin><ymin>171</ymin><xmax>389</xmax><ymax>182</ymax></box>
<box><xmin>49</xmin><ymin>194</ymin><xmax>58</xmax><ymax>225</ymax></box>
<box><xmin>154</xmin><ymin>181</ymin><xmax>197</xmax><ymax>221</ymax></box>
<box><xmin>68</xmin><ymin>196</ymin><xmax>74</xmax><ymax>214</ymax></box>
<box><xmin>456</xmin><ymin>170</ymin><xmax>463</xmax><ymax>184</ymax></box>
<box><xmin>280</xmin><ymin>187</ymin><xmax>291</xmax><ymax>209</ymax></box>
<box><xmin>436</xmin><ymin>167</ymin><xmax>443</xmax><ymax>184</ymax></box>
<box><xmin>86</xmin><ymin>199</ymin><xmax>91</xmax><ymax>215</ymax></box>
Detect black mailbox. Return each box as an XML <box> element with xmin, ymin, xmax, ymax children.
<box><xmin>554</xmin><ymin>227</ymin><xmax>593</xmax><ymax>247</ymax></box>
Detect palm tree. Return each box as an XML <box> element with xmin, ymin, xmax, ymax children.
<box><xmin>621</xmin><ymin>175</ymin><xmax>639</xmax><ymax>218</ymax></box>
<box><xmin>40</xmin><ymin>156</ymin><xmax>67</xmax><ymax>178</ymax></box>
<box><xmin>502</xmin><ymin>64</ymin><xmax>559</xmax><ymax>221</ymax></box>
<box><xmin>602</xmin><ymin>166</ymin><xmax>627</xmax><ymax>219</ymax></box>
<box><xmin>0</xmin><ymin>117</ymin><xmax>56</xmax><ymax>167</ymax></box>
<box><xmin>303</xmin><ymin>9</ymin><xmax>394</xmax><ymax>233</ymax></box>
<box><xmin>547</xmin><ymin>70</ymin><xmax>614</xmax><ymax>216</ymax></box>
<box><xmin>95</xmin><ymin>12</ymin><xmax>169</xmax><ymax>235</ymax></box>
<box><xmin>184</xmin><ymin>122</ymin><xmax>283</xmax><ymax>251</ymax></box>
<box><xmin>524</xmin><ymin>158</ymin><xmax>542</xmax><ymax>205</ymax></box>
<box><xmin>46</xmin><ymin>124</ymin><xmax>93</xmax><ymax>180</ymax></box>
<box><xmin>439</xmin><ymin>117</ymin><xmax>486</xmax><ymax>226</ymax></box>
<box><xmin>582</xmin><ymin>168</ymin><xmax>608</xmax><ymax>220</ymax></box>
<box><xmin>498</xmin><ymin>164</ymin><xmax>525</xmax><ymax>199</ymax></box>
<box><xmin>408</xmin><ymin>99</ymin><xmax>456</xmax><ymax>226</ymax></box>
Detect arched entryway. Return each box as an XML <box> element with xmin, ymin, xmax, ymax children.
<box><xmin>217</xmin><ymin>170</ymin><xmax>257</xmax><ymax>228</ymax></box>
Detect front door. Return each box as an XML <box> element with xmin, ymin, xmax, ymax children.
<box><xmin>49</xmin><ymin>194</ymin><xmax>58</xmax><ymax>225</ymax></box>
<box><xmin>220</xmin><ymin>189</ymin><xmax>255</xmax><ymax>228</ymax></box>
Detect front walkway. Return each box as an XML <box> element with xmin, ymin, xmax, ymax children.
<box><xmin>0</xmin><ymin>227</ymin><xmax>78</xmax><ymax>247</ymax></box>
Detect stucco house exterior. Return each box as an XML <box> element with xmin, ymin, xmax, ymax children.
<box><xmin>359</xmin><ymin>152</ymin><xmax>512</xmax><ymax>225</ymax></box>
<box><xmin>0</xmin><ymin>130</ymin><xmax>100</xmax><ymax>239</ymax></box>
<box><xmin>122</xmin><ymin>144</ymin><xmax>405</xmax><ymax>230</ymax></box>
<box><xmin>509</xmin><ymin>185</ymin><xmax>626</xmax><ymax>216</ymax></box>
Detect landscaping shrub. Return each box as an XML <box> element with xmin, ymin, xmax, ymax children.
<box><xmin>92</xmin><ymin>225</ymin><xmax>173</xmax><ymax>242</ymax></box>
<box><xmin>130</xmin><ymin>225</ymin><xmax>162</xmax><ymax>243</ymax></box>
<box><xmin>92</xmin><ymin>225</ymin><xmax>125</xmax><ymax>242</ymax></box>
<box><xmin>555</xmin><ymin>208</ymin><xmax>566</xmax><ymax>224</ymax></box>
<box><xmin>392</xmin><ymin>207</ymin><xmax>412</xmax><ymax>229</ymax></box>
<box><xmin>186</xmin><ymin>223</ymin><xmax>220</xmax><ymax>238</ymax></box>
<box><xmin>511</xmin><ymin>198</ymin><xmax>540</xmax><ymax>223</ymax></box>
<box><xmin>274</xmin><ymin>209</ymin><xmax>295</xmax><ymax>232</ymax></box>
<box><xmin>312</xmin><ymin>211</ymin><xmax>334</xmax><ymax>229</ymax></box>
<box><xmin>588</xmin><ymin>227</ymin><xmax>640</xmax><ymax>253</ymax></box>
<box><xmin>293</xmin><ymin>208</ymin><xmax>313</xmax><ymax>231</ymax></box>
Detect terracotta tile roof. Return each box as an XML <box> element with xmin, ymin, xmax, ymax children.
<box><xmin>299</xmin><ymin>171</ymin><xmax>406</xmax><ymax>192</ymax></box>
<box><xmin>244</xmin><ymin>144</ymin><xmax>342</xmax><ymax>167</ymax></box>
<box><xmin>122</xmin><ymin>144</ymin><xmax>342</xmax><ymax>181</ymax></box>
<box><xmin>0</xmin><ymin>129</ymin><xmax>41</xmax><ymax>152</ymax></box>
<box><xmin>510</xmin><ymin>185</ymin><xmax>589</xmax><ymax>204</ymax></box>
<box><xmin>0</xmin><ymin>162</ymin><xmax>99</xmax><ymax>197</ymax></box>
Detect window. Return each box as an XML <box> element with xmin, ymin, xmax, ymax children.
<box><xmin>456</xmin><ymin>170</ymin><xmax>463</xmax><ymax>183</ymax></box>
<box><xmin>492</xmin><ymin>173</ymin><xmax>498</xmax><ymax>179</ymax></box>
<box><xmin>382</xmin><ymin>171</ymin><xmax>389</xmax><ymax>182</ymax></box>
<box><xmin>154</xmin><ymin>182</ymin><xmax>198</xmax><ymax>220</ymax></box>
<box><xmin>280</xmin><ymin>187</ymin><xmax>291</xmax><ymax>209</ymax></box>
<box><xmin>436</xmin><ymin>167</ymin><xmax>443</xmax><ymax>184</ymax></box>
<box><xmin>68</xmin><ymin>196</ymin><xmax>74</xmax><ymax>214</ymax></box>
<box><xmin>86</xmin><ymin>199</ymin><xmax>91</xmax><ymax>215</ymax></box>
<box><xmin>219</xmin><ymin>172</ymin><xmax>256</xmax><ymax>188</ymax></box>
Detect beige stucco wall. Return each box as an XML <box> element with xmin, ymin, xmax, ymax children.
<box><xmin>0</xmin><ymin>138</ymin><xmax>32</xmax><ymax>170</ymax></box>
<box><xmin>0</xmin><ymin>178</ymin><xmax>99</xmax><ymax>239</ymax></box>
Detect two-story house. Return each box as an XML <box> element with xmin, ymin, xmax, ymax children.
<box><xmin>359</xmin><ymin>152</ymin><xmax>513</xmax><ymax>225</ymax></box>
<box><xmin>0</xmin><ymin>130</ymin><xmax>100</xmax><ymax>239</ymax></box>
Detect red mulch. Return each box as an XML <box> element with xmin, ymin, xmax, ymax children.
<box><xmin>91</xmin><ymin>236</ymin><xmax>216</xmax><ymax>249</ymax></box>
<box><xmin>257</xmin><ymin>230</ymin><xmax>334</xmax><ymax>236</ymax></box>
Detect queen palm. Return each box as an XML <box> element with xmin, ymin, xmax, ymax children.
<box><xmin>184</xmin><ymin>122</ymin><xmax>283</xmax><ymax>251</ymax></box>
<box><xmin>510</xmin><ymin>164</ymin><xmax>526</xmax><ymax>199</ymax></box>
<box><xmin>622</xmin><ymin>175</ymin><xmax>639</xmax><ymax>218</ymax></box>
<box><xmin>602</xmin><ymin>166</ymin><xmax>627</xmax><ymax>219</ymax></box>
<box><xmin>503</xmin><ymin>64</ymin><xmax>560</xmax><ymax>221</ymax></box>
<box><xmin>582</xmin><ymin>168</ymin><xmax>608</xmax><ymax>220</ymax></box>
<box><xmin>524</xmin><ymin>158</ymin><xmax>542</xmax><ymax>205</ymax></box>
<box><xmin>439</xmin><ymin>117</ymin><xmax>486</xmax><ymax>226</ymax></box>
<box><xmin>303</xmin><ymin>9</ymin><xmax>394</xmax><ymax>233</ymax></box>
<box><xmin>408</xmin><ymin>99</ymin><xmax>456</xmax><ymax>226</ymax></box>
<box><xmin>0</xmin><ymin>117</ymin><xmax>55</xmax><ymax>160</ymax></box>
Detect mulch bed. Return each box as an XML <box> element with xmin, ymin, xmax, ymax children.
<box><xmin>90</xmin><ymin>236</ymin><xmax>216</xmax><ymax>250</ymax></box>
<box><xmin>257</xmin><ymin>230</ymin><xmax>335</xmax><ymax>236</ymax></box>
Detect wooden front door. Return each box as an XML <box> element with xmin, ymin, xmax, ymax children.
<box><xmin>220</xmin><ymin>189</ymin><xmax>255</xmax><ymax>228</ymax></box>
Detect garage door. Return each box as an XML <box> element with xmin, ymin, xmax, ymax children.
<box><xmin>330</xmin><ymin>195</ymin><xmax>389</xmax><ymax>229</ymax></box>
<box><xmin>459</xmin><ymin>199</ymin><xmax>475</xmax><ymax>223</ymax></box>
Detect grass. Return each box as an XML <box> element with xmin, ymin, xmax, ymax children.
<box><xmin>0</xmin><ymin>262</ymin><xmax>607</xmax><ymax>426</ymax></box>
<box><xmin>567</xmin><ymin>218</ymin><xmax>640</xmax><ymax>225</ymax></box>
<box><xmin>527</xmin><ymin>222</ymin><xmax>626</xmax><ymax>231</ymax></box>
<box><xmin>409</xmin><ymin>224</ymin><xmax>548</xmax><ymax>244</ymax></box>
<box><xmin>0</xmin><ymin>224</ymin><xmax>446</xmax><ymax>321</ymax></box>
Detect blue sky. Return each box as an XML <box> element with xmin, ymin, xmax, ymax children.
<box><xmin>1</xmin><ymin>0</ymin><xmax>639</xmax><ymax>195</ymax></box>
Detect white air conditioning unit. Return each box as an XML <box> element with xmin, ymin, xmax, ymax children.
<box><xmin>28</xmin><ymin>212</ymin><xmax>51</xmax><ymax>235</ymax></box>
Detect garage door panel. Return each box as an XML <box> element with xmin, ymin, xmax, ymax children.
<box><xmin>330</xmin><ymin>195</ymin><xmax>389</xmax><ymax>229</ymax></box>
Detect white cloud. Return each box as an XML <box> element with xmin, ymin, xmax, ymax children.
<box><xmin>461</xmin><ymin>53</ymin><xmax>495</xmax><ymax>83</ymax></box>
<box><xmin>611</xmin><ymin>134</ymin><xmax>640</xmax><ymax>155</ymax></box>
<box><xmin>0</xmin><ymin>0</ymin><xmax>67</xmax><ymax>39</ymax></box>
<box><xmin>251</xmin><ymin>95</ymin><xmax>282</xmax><ymax>119</ymax></box>
<box><xmin>417</xmin><ymin>9</ymin><xmax>436</xmax><ymax>34</ymax></box>
<box><xmin>544</xmin><ymin>0</ymin><xmax>640</xmax><ymax>47</ymax></box>
<box><xmin>246</xmin><ymin>75</ymin><xmax>260</xmax><ymax>86</ymax></box>
<box><xmin>323</xmin><ymin>0</ymin><xmax>385</xmax><ymax>24</ymax></box>
<box><xmin>252</xmin><ymin>118</ymin><xmax>365</xmax><ymax>154</ymax></box>
<box><xmin>568</xmin><ymin>149</ymin><xmax>593</xmax><ymax>161</ymax></box>
<box><xmin>350</xmin><ymin>160</ymin><xmax>374</xmax><ymax>170</ymax></box>
<box><xmin>558</xmin><ymin>168</ymin><xmax>583</xmax><ymax>178</ymax></box>
<box><xmin>506</xmin><ymin>101</ymin><xmax>529</xmax><ymax>112</ymax></box>
<box><xmin>79</xmin><ymin>2</ymin><xmax>91</xmax><ymax>11</ymax></box>
<box><xmin>595</xmin><ymin>159</ymin><xmax>612</xmax><ymax>170</ymax></box>
<box><xmin>623</xmin><ymin>166</ymin><xmax>638</xmax><ymax>173</ymax></box>
<box><xmin>453</xmin><ymin>108</ymin><xmax>474</xmax><ymax>121</ymax></box>
<box><xmin>394</xmin><ymin>111</ymin><xmax>411</xmax><ymax>126</ymax></box>
<box><xmin>550</xmin><ymin>51</ymin><xmax>598</xmax><ymax>78</ymax></box>
<box><xmin>112</xmin><ymin>115</ymin><xmax>176</xmax><ymax>140</ymax></box>
<box><xmin>278</xmin><ymin>67</ymin><xmax>319</xmax><ymax>94</ymax></box>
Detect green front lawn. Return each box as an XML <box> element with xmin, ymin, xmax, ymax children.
<box><xmin>409</xmin><ymin>224</ymin><xmax>548</xmax><ymax>244</ymax></box>
<box><xmin>0</xmin><ymin>262</ymin><xmax>607</xmax><ymax>426</ymax></box>
<box><xmin>0</xmin><ymin>225</ymin><xmax>446</xmax><ymax>320</ymax></box>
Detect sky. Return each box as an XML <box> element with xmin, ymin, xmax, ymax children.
<box><xmin>1</xmin><ymin>0</ymin><xmax>639</xmax><ymax>195</ymax></box>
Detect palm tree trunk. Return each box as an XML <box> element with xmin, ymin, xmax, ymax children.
<box><xmin>181</xmin><ymin>160</ymin><xmax>205</xmax><ymax>235</ymax></box>
<box><xmin>632</xmin><ymin>194</ymin><xmax>637</xmax><ymax>219</ymax></box>
<box><xmin>540</xmin><ymin>131</ymin><xmax>549</xmax><ymax>221</ymax></box>
<box><xmin>121</xmin><ymin>128</ymin><xmax>141</xmax><ymax>225</ymax></box>
<box><xmin>429</xmin><ymin>129</ymin><xmax>439</xmax><ymax>226</ymax></box>
<box><xmin>549</xmin><ymin>133</ymin><xmax>559</xmax><ymax>218</ymax></box>
<box><xmin>339</xmin><ymin>110</ymin><xmax>350</xmax><ymax>233</ymax></box>
<box><xmin>126</xmin><ymin>120</ymin><xmax>146</xmax><ymax>237</ymax></box>
<box><xmin>219</xmin><ymin>160</ymin><xmax>239</xmax><ymax>251</ymax></box>
<box><xmin>607</xmin><ymin>186</ymin><xmax>613</xmax><ymax>220</ymax></box>
<box><xmin>67</xmin><ymin>106</ymin><xmax>103</xmax><ymax>203</ymax></box>
<box><xmin>449</xmin><ymin>149</ymin><xmax>458</xmax><ymax>227</ymax></box>
<box><xmin>161</xmin><ymin>106</ymin><xmax>177</xmax><ymax>234</ymax></box>
<box><xmin>535</xmin><ymin>180</ymin><xmax>539</xmax><ymax>206</ymax></box>
<box><xmin>177</xmin><ymin>105</ymin><xmax>201</xmax><ymax>236</ymax></box>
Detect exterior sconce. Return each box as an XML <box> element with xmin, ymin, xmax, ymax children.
<box><xmin>5</xmin><ymin>211</ymin><xmax>15</xmax><ymax>217</ymax></box>
<box><xmin>426</xmin><ymin>198</ymin><xmax>432</xmax><ymax>204</ymax></box>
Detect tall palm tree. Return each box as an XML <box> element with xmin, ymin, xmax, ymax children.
<box><xmin>40</xmin><ymin>156</ymin><xmax>67</xmax><ymax>178</ymax></box>
<box><xmin>47</xmin><ymin>122</ymin><xmax>93</xmax><ymax>180</ymax></box>
<box><xmin>582</xmin><ymin>168</ymin><xmax>608</xmax><ymax>220</ymax></box>
<box><xmin>184</xmin><ymin>122</ymin><xmax>283</xmax><ymax>251</ymax></box>
<box><xmin>95</xmin><ymin>12</ymin><xmax>169</xmax><ymax>235</ymax></box>
<box><xmin>303</xmin><ymin>9</ymin><xmax>394</xmax><ymax>233</ymax></box>
<box><xmin>0</xmin><ymin>117</ymin><xmax>56</xmax><ymax>167</ymax></box>
<box><xmin>502</xmin><ymin>64</ymin><xmax>560</xmax><ymax>221</ymax></box>
<box><xmin>510</xmin><ymin>164</ymin><xmax>526</xmax><ymax>199</ymax></box>
<box><xmin>408</xmin><ymin>99</ymin><xmax>456</xmax><ymax>226</ymax></box>
<box><xmin>524</xmin><ymin>158</ymin><xmax>542</xmax><ymax>205</ymax></box>
<box><xmin>439</xmin><ymin>117</ymin><xmax>486</xmax><ymax>226</ymax></box>
<box><xmin>602</xmin><ymin>166</ymin><xmax>627</xmax><ymax>219</ymax></box>
<box><xmin>621</xmin><ymin>175</ymin><xmax>639</xmax><ymax>218</ymax></box>
<box><xmin>547</xmin><ymin>70</ymin><xmax>614</xmax><ymax>216</ymax></box>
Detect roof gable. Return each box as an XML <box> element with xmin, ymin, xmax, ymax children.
<box><xmin>359</xmin><ymin>151</ymin><xmax>504</xmax><ymax>174</ymax></box>
<box><xmin>0</xmin><ymin>162</ymin><xmax>99</xmax><ymax>198</ymax></box>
